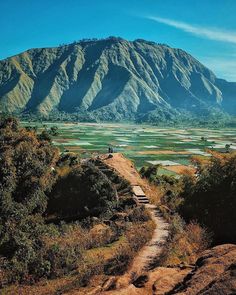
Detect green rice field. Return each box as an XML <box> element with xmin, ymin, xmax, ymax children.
<box><xmin>22</xmin><ymin>122</ymin><xmax>236</xmax><ymax>176</ymax></box>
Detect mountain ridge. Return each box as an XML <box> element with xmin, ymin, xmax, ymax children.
<box><xmin>0</xmin><ymin>37</ymin><xmax>235</xmax><ymax>122</ymax></box>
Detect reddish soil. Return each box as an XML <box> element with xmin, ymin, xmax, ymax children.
<box><xmin>103</xmin><ymin>153</ymin><xmax>162</xmax><ymax>202</ymax></box>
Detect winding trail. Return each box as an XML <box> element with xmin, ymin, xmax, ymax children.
<box><xmin>111</xmin><ymin>204</ymin><xmax>169</xmax><ymax>292</ymax></box>
<box><xmin>97</xmin><ymin>153</ymin><xmax>170</xmax><ymax>294</ymax></box>
<box><xmin>127</xmin><ymin>205</ymin><xmax>169</xmax><ymax>276</ymax></box>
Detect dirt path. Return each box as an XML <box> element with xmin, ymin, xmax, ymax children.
<box><xmin>103</xmin><ymin>153</ymin><xmax>161</xmax><ymax>201</ymax></box>
<box><xmin>103</xmin><ymin>153</ymin><xmax>143</xmax><ymax>186</ymax></box>
<box><xmin>97</xmin><ymin>153</ymin><xmax>170</xmax><ymax>293</ymax></box>
<box><xmin>113</xmin><ymin>204</ymin><xmax>169</xmax><ymax>289</ymax></box>
<box><xmin>128</xmin><ymin>205</ymin><xmax>169</xmax><ymax>274</ymax></box>
<box><xmin>87</xmin><ymin>204</ymin><xmax>169</xmax><ymax>295</ymax></box>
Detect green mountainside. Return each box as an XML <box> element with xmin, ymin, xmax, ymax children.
<box><xmin>0</xmin><ymin>37</ymin><xmax>235</xmax><ymax>122</ymax></box>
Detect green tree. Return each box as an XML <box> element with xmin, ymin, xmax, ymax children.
<box><xmin>38</xmin><ymin>129</ymin><xmax>52</xmax><ymax>142</ymax></box>
<box><xmin>225</xmin><ymin>144</ymin><xmax>231</xmax><ymax>153</ymax></box>
<box><xmin>0</xmin><ymin>117</ymin><xmax>59</xmax><ymax>282</ymax></box>
<box><xmin>50</xmin><ymin>126</ymin><xmax>59</xmax><ymax>136</ymax></box>
<box><xmin>47</xmin><ymin>163</ymin><xmax>117</xmax><ymax>220</ymax></box>
<box><xmin>140</xmin><ymin>165</ymin><xmax>159</xmax><ymax>181</ymax></box>
<box><xmin>179</xmin><ymin>152</ymin><xmax>236</xmax><ymax>244</ymax></box>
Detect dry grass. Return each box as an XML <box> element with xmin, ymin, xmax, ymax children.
<box><xmin>103</xmin><ymin>153</ymin><xmax>163</xmax><ymax>205</ymax></box>
<box><xmin>3</xmin><ymin>206</ymin><xmax>155</xmax><ymax>295</ymax></box>
<box><xmin>43</xmin><ymin>224</ymin><xmax>86</xmax><ymax>248</ymax></box>
<box><xmin>163</xmin><ymin>165</ymin><xmax>196</xmax><ymax>175</ymax></box>
<box><xmin>148</xmin><ymin>182</ymin><xmax>165</xmax><ymax>206</ymax></box>
<box><xmin>161</xmin><ymin>220</ymin><xmax>211</xmax><ymax>266</ymax></box>
<box><xmin>125</xmin><ymin>220</ymin><xmax>155</xmax><ymax>252</ymax></box>
<box><xmin>43</xmin><ymin>222</ymin><xmax>119</xmax><ymax>252</ymax></box>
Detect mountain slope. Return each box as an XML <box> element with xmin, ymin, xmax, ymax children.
<box><xmin>0</xmin><ymin>37</ymin><xmax>235</xmax><ymax>121</ymax></box>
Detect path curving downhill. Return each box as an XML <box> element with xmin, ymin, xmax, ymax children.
<box><xmin>127</xmin><ymin>204</ymin><xmax>169</xmax><ymax>276</ymax></box>
<box><xmin>110</xmin><ymin>204</ymin><xmax>169</xmax><ymax>292</ymax></box>
<box><xmin>94</xmin><ymin>153</ymin><xmax>170</xmax><ymax>294</ymax></box>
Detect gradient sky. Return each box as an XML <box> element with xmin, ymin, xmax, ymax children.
<box><xmin>0</xmin><ymin>0</ymin><xmax>236</xmax><ymax>80</ymax></box>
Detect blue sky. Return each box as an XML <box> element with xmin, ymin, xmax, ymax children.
<box><xmin>0</xmin><ymin>0</ymin><xmax>236</xmax><ymax>80</ymax></box>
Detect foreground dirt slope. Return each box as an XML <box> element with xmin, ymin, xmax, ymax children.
<box><xmin>103</xmin><ymin>153</ymin><xmax>161</xmax><ymax>201</ymax></box>
<box><xmin>169</xmin><ymin>244</ymin><xmax>236</xmax><ymax>295</ymax></box>
<box><xmin>97</xmin><ymin>244</ymin><xmax>236</xmax><ymax>295</ymax></box>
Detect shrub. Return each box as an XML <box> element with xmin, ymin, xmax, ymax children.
<box><xmin>179</xmin><ymin>152</ymin><xmax>236</xmax><ymax>244</ymax></box>
<box><xmin>104</xmin><ymin>245</ymin><xmax>132</xmax><ymax>275</ymax></box>
<box><xmin>0</xmin><ymin>117</ymin><xmax>59</xmax><ymax>284</ymax></box>
<box><xmin>160</xmin><ymin>217</ymin><xmax>211</xmax><ymax>266</ymax></box>
<box><xmin>46</xmin><ymin>163</ymin><xmax>117</xmax><ymax>220</ymax></box>
<box><xmin>140</xmin><ymin>165</ymin><xmax>159</xmax><ymax>181</ymax></box>
<box><xmin>118</xmin><ymin>196</ymin><xmax>137</xmax><ymax>209</ymax></box>
<box><xmin>128</xmin><ymin>206</ymin><xmax>151</xmax><ymax>222</ymax></box>
<box><xmin>125</xmin><ymin>220</ymin><xmax>155</xmax><ymax>252</ymax></box>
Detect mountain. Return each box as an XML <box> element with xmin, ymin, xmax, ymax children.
<box><xmin>0</xmin><ymin>37</ymin><xmax>235</xmax><ymax>122</ymax></box>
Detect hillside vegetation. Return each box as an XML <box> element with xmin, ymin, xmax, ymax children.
<box><xmin>1</xmin><ymin>117</ymin><xmax>235</xmax><ymax>294</ymax></box>
<box><xmin>140</xmin><ymin>152</ymin><xmax>236</xmax><ymax>266</ymax></box>
<box><xmin>179</xmin><ymin>152</ymin><xmax>236</xmax><ymax>244</ymax></box>
<box><xmin>0</xmin><ymin>37</ymin><xmax>235</xmax><ymax>124</ymax></box>
<box><xmin>0</xmin><ymin>117</ymin><xmax>154</xmax><ymax>292</ymax></box>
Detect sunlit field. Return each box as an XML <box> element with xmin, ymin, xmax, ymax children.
<box><xmin>22</xmin><ymin>122</ymin><xmax>236</xmax><ymax>176</ymax></box>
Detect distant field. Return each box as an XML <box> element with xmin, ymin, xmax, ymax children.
<box><xmin>21</xmin><ymin>122</ymin><xmax>236</xmax><ymax>176</ymax></box>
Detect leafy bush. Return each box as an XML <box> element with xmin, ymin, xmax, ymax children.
<box><xmin>0</xmin><ymin>117</ymin><xmax>60</xmax><ymax>284</ymax></box>
<box><xmin>37</xmin><ymin>129</ymin><xmax>52</xmax><ymax>142</ymax></box>
<box><xmin>179</xmin><ymin>152</ymin><xmax>236</xmax><ymax>244</ymax></box>
<box><xmin>140</xmin><ymin>165</ymin><xmax>159</xmax><ymax>181</ymax></box>
<box><xmin>46</xmin><ymin>163</ymin><xmax>117</xmax><ymax>220</ymax></box>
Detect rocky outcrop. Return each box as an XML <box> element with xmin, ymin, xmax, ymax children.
<box><xmin>98</xmin><ymin>244</ymin><xmax>236</xmax><ymax>295</ymax></box>
<box><xmin>167</xmin><ymin>244</ymin><xmax>236</xmax><ymax>295</ymax></box>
